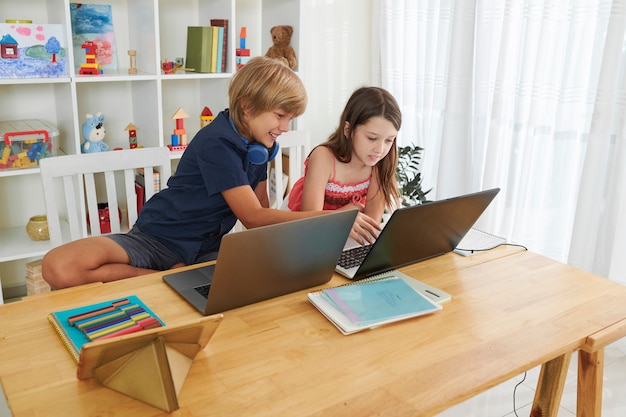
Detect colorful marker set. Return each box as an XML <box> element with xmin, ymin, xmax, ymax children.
<box><xmin>67</xmin><ymin>298</ymin><xmax>162</xmax><ymax>341</ymax></box>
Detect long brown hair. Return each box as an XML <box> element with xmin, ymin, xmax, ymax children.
<box><xmin>321</xmin><ymin>86</ymin><xmax>401</xmax><ymax>210</ymax></box>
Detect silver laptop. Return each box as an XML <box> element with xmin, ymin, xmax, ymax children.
<box><xmin>336</xmin><ymin>188</ymin><xmax>500</xmax><ymax>280</ymax></box>
<box><xmin>163</xmin><ymin>210</ymin><xmax>358</xmax><ymax>315</ymax></box>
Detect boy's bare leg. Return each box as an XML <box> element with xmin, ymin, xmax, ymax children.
<box><xmin>42</xmin><ymin>236</ymin><xmax>161</xmax><ymax>289</ymax></box>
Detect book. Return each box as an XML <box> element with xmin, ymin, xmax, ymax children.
<box><xmin>186</xmin><ymin>26</ymin><xmax>214</xmax><ymax>73</ymax></box>
<box><xmin>135</xmin><ymin>168</ymin><xmax>161</xmax><ymax>194</ymax></box>
<box><xmin>48</xmin><ymin>295</ymin><xmax>164</xmax><ymax>363</ymax></box>
<box><xmin>135</xmin><ymin>180</ymin><xmax>145</xmax><ymax>213</ymax></box>
<box><xmin>308</xmin><ymin>272</ymin><xmax>445</xmax><ymax>335</ymax></box>
<box><xmin>210</xmin><ymin>19</ymin><xmax>228</xmax><ymax>73</ymax></box>
<box><xmin>370</xmin><ymin>269</ymin><xmax>451</xmax><ymax>303</ymax></box>
<box><xmin>214</xmin><ymin>26</ymin><xmax>224</xmax><ymax>73</ymax></box>
<box><xmin>454</xmin><ymin>228</ymin><xmax>507</xmax><ymax>256</ymax></box>
<box><xmin>210</xmin><ymin>26</ymin><xmax>219</xmax><ymax>73</ymax></box>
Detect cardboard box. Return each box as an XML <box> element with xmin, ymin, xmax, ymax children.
<box><xmin>0</xmin><ymin>119</ymin><xmax>58</xmax><ymax>170</ymax></box>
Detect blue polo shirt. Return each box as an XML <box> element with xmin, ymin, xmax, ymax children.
<box><xmin>134</xmin><ymin>109</ymin><xmax>268</xmax><ymax>265</ymax></box>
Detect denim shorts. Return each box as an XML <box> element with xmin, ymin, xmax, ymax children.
<box><xmin>106</xmin><ymin>227</ymin><xmax>218</xmax><ymax>271</ymax></box>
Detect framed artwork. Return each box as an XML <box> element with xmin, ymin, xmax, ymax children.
<box><xmin>70</xmin><ymin>3</ymin><xmax>118</xmax><ymax>72</ymax></box>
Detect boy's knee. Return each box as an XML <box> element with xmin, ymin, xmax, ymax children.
<box><xmin>42</xmin><ymin>249</ymin><xmax>72</xmax><ymax>289</ymax></box>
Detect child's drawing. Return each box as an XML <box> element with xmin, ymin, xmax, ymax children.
<box><xmin>70</xmin><ymin>3</ymin><xmax>118</xmax><ymax>71</ymax></box>
<box><xmin>0</xmin><ymin>23</ymin><xmax>68</xmax><ymax>78</ymax></box>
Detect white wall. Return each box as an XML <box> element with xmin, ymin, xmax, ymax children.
<box><xmin>298</xmin><ymin>0</ymin><xmax>372</xmax><ymax>145</ymax></box>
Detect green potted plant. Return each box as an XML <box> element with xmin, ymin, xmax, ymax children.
<box><xmin>396</xmin><ymin>143</ymin><xmax>431</xmax><ymax>207</ymax></box>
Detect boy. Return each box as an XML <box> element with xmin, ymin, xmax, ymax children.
<box><xmin>43</xmin><ymin>57</ymin><xmax>381</xmax><ymax>289</ymax></box>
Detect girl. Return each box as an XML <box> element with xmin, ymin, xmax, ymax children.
<box><xmin>288</xmin><ymin>86</ymin><xmax>401</xmax><ymax>244</ymax></box>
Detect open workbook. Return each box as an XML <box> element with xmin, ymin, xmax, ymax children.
<box><xmin>308</xmin><ymin>270</ymin><xmax>450</xmax><ymax>335</ymax></box>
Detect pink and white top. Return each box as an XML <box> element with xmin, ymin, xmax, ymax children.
<box><xmin>288</xmin><ymin>158</ymin><xmax>370</xmax><ymax>211</ymax></box>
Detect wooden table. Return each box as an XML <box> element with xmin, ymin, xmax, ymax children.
<box><xmin>1</xmin><ymin>246</ymin><xmax>625</xmax><ymax>417</ymax></box>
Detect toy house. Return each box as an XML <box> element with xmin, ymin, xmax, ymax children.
<box><xmin>200</xmin><ymin>107</ymin><xmax>214</xmax><ymax>128</ymax></box>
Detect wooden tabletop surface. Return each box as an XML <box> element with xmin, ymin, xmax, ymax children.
<box><xmin>1</xmin><ymin>246</ymin><xmax>625</xmax><ymax>417</ymax></box>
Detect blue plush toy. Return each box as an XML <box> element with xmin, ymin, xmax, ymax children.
<box><xmin>81</xmin><ymin>112</ymin><xmax>109</xmax><ymax>153</ymax></box>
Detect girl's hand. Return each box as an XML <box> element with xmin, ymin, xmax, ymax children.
<box><xmin>350</xmin><ymin>212</ymin><xmax>383</xmax><ymax>245</ymax></box>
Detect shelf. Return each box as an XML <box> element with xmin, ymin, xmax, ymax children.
<box><xmin>73</xmin><ymin>72</ymin><xmax>158</xmax><ymax>83</ymax></box>
<box><xmin>0</xmin><ymin>78</ymin><xmax>72</xmax><ymax>86</ymax></box>
<box><xmin>0</xmin><ymin>168</ymin><xmax>41</xmax><ymax>179</ymax></box>
<box><xmin>0</xmin><ymin>225</ymin><xmax>53</xmax><ymax>263</ymax></box>
<box><xmin>159</xmin><ymin>72</ymin><xmax>234</xmax><ymax>81</ymax></box>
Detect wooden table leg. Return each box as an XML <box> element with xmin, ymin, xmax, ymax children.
<box><xmin>530</xmin><ymin>352</ymin><xmax>572</xmax><ymax>417</ymax></box>
<box><xmin>578</xmin><ymin>318</ymin><xmax>626</xmax><ymax>417</ymax></box>
<box><xmin>577</xmin><ymin>348</ymin><xmax>604</xmax><ymax>417</ymax></box>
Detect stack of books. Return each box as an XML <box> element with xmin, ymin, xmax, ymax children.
<box><xmin>308</xmin><ymin>272</ymin><xmax>445</xmax><ymax>335</ymax></box>
<box><xmin>135</xmin><ymin>168</ymin><xmax>161</xmax><ymax>212</ymax></box>
<box><xmin>26</xmin><ymin>259</ymin><xmax>50</xmax><ymax>295</ymax></box>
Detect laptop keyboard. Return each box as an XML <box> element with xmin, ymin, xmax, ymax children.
<box><xmin>194</xmin><ymin>284</ymin><xmax>211</xmax><ymax>299</ymax></box>
<box><xmin>337</xmin><ymin>244</ymin><xmax>373</xmax><ymax>269</ymax></box>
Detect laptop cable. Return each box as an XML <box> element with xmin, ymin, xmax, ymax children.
<box><xmin>513</xmin><ymin>371</ymin><xmax>527</xmax><ymax>417</ymax></box>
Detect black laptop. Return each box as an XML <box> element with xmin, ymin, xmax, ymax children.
<box><xmin>336</xmin><ymin>188</ymin><xmax>500</xmax><ymax>280</ymax></box>
<box><xmin>163</xmin><ymin>210</ymin><xmax>358</xmax><ymax>315</ymax></box>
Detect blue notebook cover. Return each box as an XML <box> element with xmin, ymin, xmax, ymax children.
<box><xmin>309</xmin><ymin>275</ymin><xmax>443</xmax><ymax>334</ymax></box>
<box><xmin>47</xmin><ymin>295</ymin><xmax>164</xmax><ymax>362</ymax></box>
<box><xmin>323</xmin><ymin>277</ymin><xmax>438</xmax><ymax>325</ymax></box>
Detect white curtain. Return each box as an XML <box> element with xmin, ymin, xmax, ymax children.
<box><xmin>372</xmin><ymin>0</ymin><xmax>626</xmax><ymax>283</ymax></box>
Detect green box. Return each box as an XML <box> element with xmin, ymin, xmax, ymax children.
<box><xmin>185</xmin><ymin>26</ymin><xmax>214</xmax><ymax>73</ymax></box>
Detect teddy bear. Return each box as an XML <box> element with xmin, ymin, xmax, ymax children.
<box><xmin>265</xmin><ymin>25</ymin><xmax>297</xmax><ymax>70</ymax></box>
<box><xmin>81</xmin><ymin>112</ymin><xmax>109</xmax><ymax>153</ymax></box>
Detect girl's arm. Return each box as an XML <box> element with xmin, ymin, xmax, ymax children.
<box><xmin>362</xmin><ymin>168</ymin><xmax>386</xmax><ymax>222</ymax></box>
<box><xmin>299</xmin><ymin>146</ymin><xmax>334</xmax><ymax>210</ymax></box>
<box><xmin>348</xmin><ymin>169</ymin><xmax>385</xmax><ymax>244</ymax></box>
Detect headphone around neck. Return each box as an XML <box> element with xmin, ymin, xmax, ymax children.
<box><xmin>229</xmin><ymin>114</ymin><xmax>279</xmax><ymax>165</ymax></box>
<box><xmin>242</xmin><ymin>138</ymin><xmax>279</xmax><ymax>165</ymax></box>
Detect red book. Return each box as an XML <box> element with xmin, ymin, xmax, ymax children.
<box><xmin>135</xmin><ymin>181</ymin><xmax>145</xmax><ymax>213</ymax></box>
<box><xmin>210</xmin><ymin>19</ymin><xmax>228</xmax><ymax>73</ymax></box>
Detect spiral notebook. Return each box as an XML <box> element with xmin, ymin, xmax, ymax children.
<box><xmin>48</xmin><ymin>295</ymin><xmax>164</xmax><ymax>363</ymax></box>
<box><xmin>308</xmin><ymin>270</ymin><xmax>449</xmax><ymax>335</ymax></box>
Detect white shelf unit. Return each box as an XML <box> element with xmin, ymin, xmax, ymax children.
<box><xmin>0</xmin><ymin>0</ymin><xmax>302</xmax><ymax>302</ymax></box>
